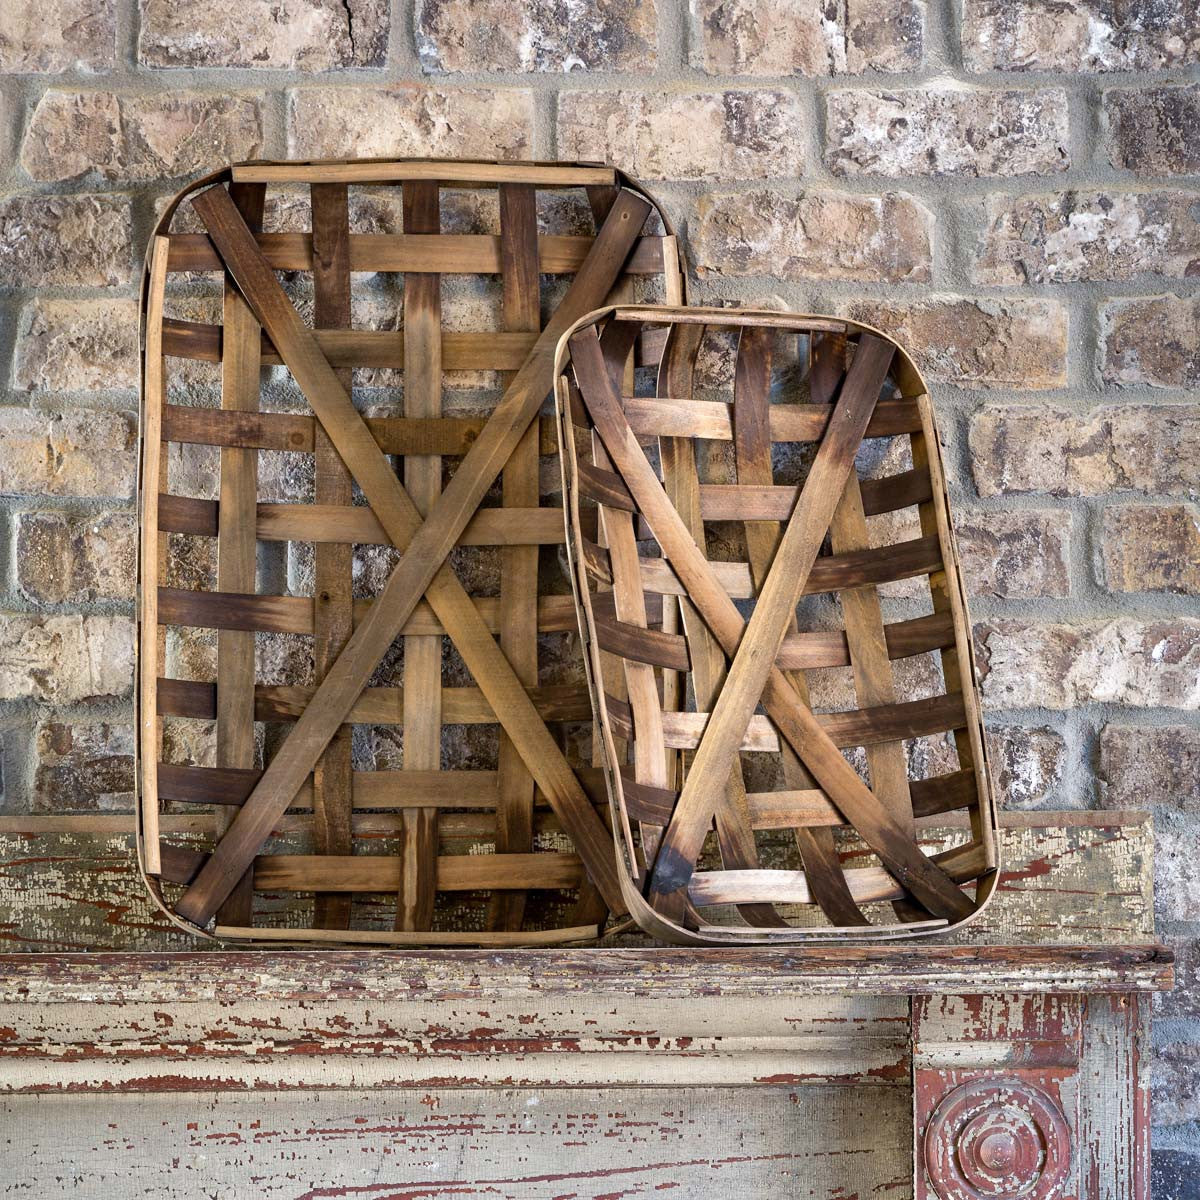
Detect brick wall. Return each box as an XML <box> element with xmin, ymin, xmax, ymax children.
<box><xmin>0</xmin><ymin>0</ymin><xmax>1197</xmax><ymax>1186</ymax></box>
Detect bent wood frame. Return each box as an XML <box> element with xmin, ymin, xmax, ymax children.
<box><xmin>137</xmin><ymin>158</ymin><xmax>683</xmax><ymax>945</ymax></box>
<box><xmin>555</xmin><ymin>306</ymin><xmax>999</xmax><ymax>945</ymax></box>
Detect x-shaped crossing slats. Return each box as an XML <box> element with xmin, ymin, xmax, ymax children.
<box><xmin>566</xmin><ymin>322</ymin><xmax>976</xmax><ymax>926</ymax></box>
<box><xmin>174</xmin><ymin>182</ymin><xmax>650</xmax><ymax>926</ymax></box>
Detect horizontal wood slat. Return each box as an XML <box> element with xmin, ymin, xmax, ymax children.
<box><xmin>161</xmin><ymin>404</ymin><xmax>559</xmax><ymax>456</ymax></box>
<box><xmin>167</xmin><ymin>231</ymin><xmax>669</xmax><ymax>275</ymax></box>
<box><xmin>158</xmin><ymin>677</ymin><xmax>592</xmax><ymax>725</ymax></box>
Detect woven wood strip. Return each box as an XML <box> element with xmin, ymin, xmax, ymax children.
<box><xmin>556</xmin><ymin>306</ymin><xmax>999</xmax><ymax>945</ymax></box>
<box><xmin>137</xmin><ymin>159</ymin><xmax>681</xmax><ymax>946</ymax></box>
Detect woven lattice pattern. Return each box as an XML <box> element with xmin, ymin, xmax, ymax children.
<box><xmin>137</xmin><ymin>159</ymin><xmax>681</xmax><ymax>945</ymax></box>
<box><xmin>557</xmin><ymin>307</ymin><xmax>999</xmax><ymax>944</ymax></box>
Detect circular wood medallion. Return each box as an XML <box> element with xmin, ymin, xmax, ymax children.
<box><xmin>924</xmin><ymin>1077</ymin><xmax>1071</xmax><ymax>1200</ymax></box>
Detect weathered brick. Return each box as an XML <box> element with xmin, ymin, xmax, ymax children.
<box><xmin>14</xmin><ymin>511</ymin><xmax>136</xmax><ymax>604</ymax></box>
<box><xmin>139</xmin><ymin>0</ymin><xmax>387</xmax><ymax>69</ymax></box>
<box><xmin>974</xmin><ymin>191</ymin><xmax>1200</xmax><ymax>285</ymax></box>
<box><xmin>690</xmin><ymin>0</ymin><xmax>922</xmax><ymax>75</ymax></box>
<box><xmin>985</xmin><ymin>723</ymin><xmax>1066</xmax><ymax>808</ymax></box>
<box><xmin>1106</xmin><ymin>84</ymin><xmax>1200</xmax><ymax>175</ymax></box>
<box><xmin>12</xmin><ymin>300</ymin><xmax>139</xmax><ymax>393</ymax></box>
<box><xmin>693</xmin><ymin>190</ymin><xmax>931</xmax><ymax>283</ymax></box>
<box><xmin>1100</xmin><ymin>724</ymin><xmax>1200</xmax><ymax>810</ymax></box>
<box><xmin>558</xmin><ymin>90</ymin><xmax>805</xmax><ymax>182</ymax></box>
<box><xmin>844</xmin><ymin>298</ymin><xmax>1068</xmax><ymax>390</ymax></box>
<box><xmin>956</xmin><ymin>510</ymin><xmax>1072</xmax><ymax>599</ymax></box>
<box><xmin>288</xmin><ymin>87</ymin><xmax>533</xmax><ymax>161</ymax></box>
<box><xmin>0</xmin><ymin>614</ymin><xmax>133</xmax><ymax>703</ymax></box>
<box><xmin>1101</xmin><ymin>295</ymin><xmax>1200</xmax><ymax>389</ymax></box>
<box><xmin>1101</xmin><ymin>504</ymin><xmax>1200</xmax><ymax>595</ymax></box>
<box><xmin>0</xmin><ymin>194</ymin><xmax>132</xmax><ymax>287</ymax></box>
<box><xmin>0</xmin><ymin>408</ymin><xmax>136</xmax><ymax>500</ymax></box>
<box><xmin>33</xmin><ymin>720</ymin><xmax>134</xmax><ymax>811</ymax></box>
<box><xmin>416</xmin><ymin>0</ymin><xmax>657</xmax><ymax>72</ymax></box>
<box><xmin>0</xmin><ymin>0</ymin><xmax>115</xmax><ymax>72</ymax></box>
<box><xmin>21</xmin><ymin>91</ymin><xmax>263</xmax><ymax>185</ymax></box>
<box><xmin>963</xmin><ymin>0</ymin><xmax>1200</xmax><ymax>73</ymax></box>
<box><xmin>826</xmin><ymin>87</ymin><xmax>1070</xmax><ymax>178</ymax></box>
<box><xmin>969</xmin><ymin>405</ymin><xmax>1200</xmax><ymax>497</ymax></box>
<box><xmin>977</xmin><ymin>619</ymin><xmax>1200</xmax><ymax>710</ymax></box>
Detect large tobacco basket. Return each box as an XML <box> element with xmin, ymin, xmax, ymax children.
<box><xmin>136</xmin><ymin>158</ymin><xmax>682</xmax><ymax>944</ymax></box>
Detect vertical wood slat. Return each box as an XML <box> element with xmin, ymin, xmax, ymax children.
<box><xmin>138</xmin><ymin>236</ymin><xmax>171</xmax><ymax>877</ymax></box>
<box><xmin>490</xmin><ymin>183</ymin><xmax>541</xmax><ymax>931</ymax></box>
<box><xmin>398</xmin><ymin>180</ymin><xmax>441</xmax><ymax>932</ymax></box>
<box><xmin>659</xmin><ymin>324</ymin><xmax>781</xmax><ymax>927</ymax></box>
<box><xmin>310</xmin><ymin>182</ymin><xmax>355</xmax><ymax>931</ymax></box>
<box><xmin>214</xmin><ymin>181</ymin><xmax>265</xmax><ymax>926</ymax></box>
<box><xmin>732</xmin><ymin>327</ymin><xmax>863</xmax><ymax>929</ymax></box>
<box><xmin>911</xmin><ymin>395</ymin><xmax>997</xmax><ymax>888</ymax></box>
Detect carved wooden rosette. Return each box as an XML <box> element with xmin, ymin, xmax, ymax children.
<box><xmin>924</xmin><ymin>1078</ymin><xmax>1072</xmax><ymax>1200</ymax></box>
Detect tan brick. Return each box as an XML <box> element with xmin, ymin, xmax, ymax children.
<box><xmin>13</xmin><ymin>300</ymin><xmax>139</xmax><ymax>393</ymax></box>
<box><xmin>0</xmin><ymin>614</ymin><xmax>133</xmax><ymax>703</ymax></box>
<box><xmin>14</xmin><ymin>511</ymin><xmax>136</xmax><ymax>604</ymax></box>
<box><xmin>0</xmin><ymin>0</ymin><xmax>115</xmax><ymax>72</ymax></box>
<box><xmin>1106</xmin><ymin>84</ymin><xmax>1200</xmax><ymax>174</ymax></box>
<box><xmin>139</xmin><ymin>0</ymin><xmax>388</xmax><ymax>69</ymax></box>
<box><xmin>557</xmin><ymin>90</ymin><xmax>805</xmax><ymax>182</ymax></box>
<box><xmin>1101</xmin><ymin>504</ymin><xmax>1200</xmax><ymax>595</ymax></box>
<box><xmin>1101</xmin><ymin>295</ymin><xmax>1200</xmax><ymax>388</ymax></box>
<box><xmin>956</xmin><ymin>510</ymin><xmax>1072</xmax><ymax>599</ymax></box>
<box><xmin>974</xmin><ymin>191</ymin><xmax>1200</xmax><ymax>284</ymax></box>
<box><xmin>416</xmin><ymin>0</ymin><xmax>657</xmax><ymax>72</ymax></box>
<box><xmin>690</xmin><ymin>0</ymin><xmax>922</xmax><ymax>75</ymax></box>
<box><xmin>288</xmin><ymin>87</ymin><xmax>533</xmax><ymax>161</ymax></box>
<box><xmin>826</xmin><ymin>87</ymin><xmax>1070</xmax><ymax>178</ymax></box>
<box><xmin>692</xmin><ymin>189</ymin><xmax>931</xmax><ymax>283</ymax></box>
<box><xmin>0</xmin><ymin>194</ymin><xmax>132</xmax><ymax>287</ymax></box>
<box><xmin>844</xmin><ymin>297</ymin><xmax>1068</xmax><ymax>390</ymax></box>
<box><xmin>1100</xmin><ymin>724</ymin><xmax>1200</xmax><ymax>810</ymax></box>
<box><xmin>963</xmin><ymin>0</ymin><xmax>1200</xmax><ymax>73</ymax></box>
<box><xmin>0</xmin><ymin>408</ymin><xmax>136</xmax><ymax>500</ymax></box>
<box><xmin>977</xmin><ymin>619</ymin><xmax>1200</xmax><ymax>710</ymax></box>
<box><xmin>985</xmin><ymin>724</ymin><xmax>1066</xmax><ymax>808</ymax></box>
<box><xmin>21</xmin><ymin>91</ymin><xmax>263</xmax><ymax>185</ymax></box>
<box><xmin>969</xmin><ymin>405</ymin><xmax>1199</xmax><ymax>496</ymax></box>
<box><xmin>33</xmin><ymin>720</ymin><xmax>134</xmax><ymax>812</ymax></box>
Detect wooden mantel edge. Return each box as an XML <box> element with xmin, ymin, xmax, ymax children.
<box><xmin>0</xmin><ymin>944</ymin><xmax>1172</xmax><ymax>1001</ymax></box>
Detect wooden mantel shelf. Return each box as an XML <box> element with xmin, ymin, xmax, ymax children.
<box><xmin>0</xmin><ymin>943</ymin><xmax>1174</xmax><ymax>1003</ymax></box>
<box><xmin>0</xmin><ymin>812</ymin><xmax>1170</xmax><ymax>1196</ymax></box>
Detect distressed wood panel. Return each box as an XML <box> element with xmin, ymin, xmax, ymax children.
<box><xmin>1</xmin><ymin>1085</ymin><xmax>911</xmax><ymax>1199</ymax></box>
<box><xmin>0</xmin><ymin>813</ymin><xmax>1156</xmax><ymax>952</ymax></box>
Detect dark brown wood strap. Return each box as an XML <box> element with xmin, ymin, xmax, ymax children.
<box><xmin>491</xmin><ymin>181</ymin><xmax>541</xmax><ymax>932</ymax></box>
<box><xmin>213</xmin><ymin>179</ymin><xmax>265</xmax><ymax>927</ymax></box>
<box><xmin>310</xmin><ymin>180</ymin><xmax>355</xmax><ymax>930</ymax></box>
<box><xmin>568</xmin><ymin>323</ymin><xmax>974</xmax><ymax>925</ymax></box>
<box><xmin>174</xmin><ymin>184</ymin><xmax>648</xmax><ymax>925</ymax></box>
